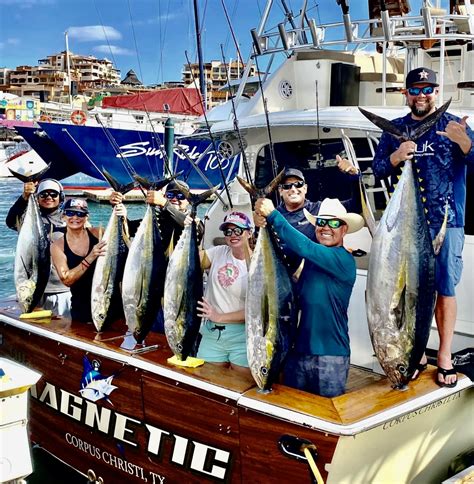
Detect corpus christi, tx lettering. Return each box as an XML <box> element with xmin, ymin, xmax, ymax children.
<box><xmin>31</xmin><ymin>381</ymin><xmax>232</xmax><ymax>480</ymax></box>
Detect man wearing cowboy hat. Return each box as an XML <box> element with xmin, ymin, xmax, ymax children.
<box><xmin>255</xmin><ymin>196</ymin><xmax>364</xmax><ymax>397</ymax></box>
<box><xmin>373</xmin><ymin>67</ymin><xmax>474</xmax><ymax>388</ymax></box>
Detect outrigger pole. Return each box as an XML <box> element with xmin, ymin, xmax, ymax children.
<box><xmin>192</xmin><ymin>0</ymin><xmax>207</xmax><ymax>111</ymax></box>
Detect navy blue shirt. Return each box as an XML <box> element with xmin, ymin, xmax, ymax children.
<box><xmin>372</xmin><ymin>112</ymin><xmax>474</xmax><ymax>229</ymax></box>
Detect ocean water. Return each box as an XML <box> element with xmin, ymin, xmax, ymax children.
<box><xmin>0</xmin><ymin>178</ymin><xmax>147</xmax><ymax>299</ymax></box>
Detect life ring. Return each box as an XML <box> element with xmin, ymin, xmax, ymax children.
<box><xmin>71</xmin><ymin>110</ymin><xmax>87</xmax><ymax>125</ymax></box>
<box><xmin>39</xmin><ymin>114</ymin><xmax>52</xmax><ymax>122</ymax></box>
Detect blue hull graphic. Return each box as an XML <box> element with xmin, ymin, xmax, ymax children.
<box><xmin>30</xmin><ymin>122</ymin><xmax>239</xmax><ymax>189</ymax></box>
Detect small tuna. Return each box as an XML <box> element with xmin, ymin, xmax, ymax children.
<box><xmin>121</xmin><ymin>175</ymin><xmax>174</xmax><ymax>344</ymax></box>
<box><xmin>10</xmin><ymin>166</ymin><xmax>51</xmax><ymax>313</ymax></box>
<box><xmin>163</xmin><ymin>186</ymin><xmax>217</xmax><ymax>361</ymax></box>
<box><xmin>91</xmin><ymin>170</ymin><xmax>135</xmax><ymax>332</ymax></box>
<box><xmin>238</xmin><ymin>174</ymin><xmax>296</xmax><ymax>391</ymax></box>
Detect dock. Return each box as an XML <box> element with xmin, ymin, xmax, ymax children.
<box><xmin>63</xmin><ymin>187</ymin><xmax>146</xmax><ymax>203</ymax></box>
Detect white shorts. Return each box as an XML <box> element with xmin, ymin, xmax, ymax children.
<box><xmin>40</xmin><ymin>292</ymin><xmax>72</xmax><ymax>318</ymax></box>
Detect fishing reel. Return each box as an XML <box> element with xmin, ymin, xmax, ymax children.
<box><xmin>217</xmin><ymin>137</ymin><xmax>248</xmax><ymax>159</ymax></box>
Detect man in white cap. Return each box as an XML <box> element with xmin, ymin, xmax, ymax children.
<box><xmin>255</xmin><ymin>196</ymin><xmax>364</xmax><ymax>397</ymax></box>
<box><xmin>373</xmin><ymin>67</ymin><xmax>474</xmax><ymax>388</ymax></box>
<box><xmin>6</xmin><ymin>178</ymin><xmax>71</xmax><ymax>316</ymax></box>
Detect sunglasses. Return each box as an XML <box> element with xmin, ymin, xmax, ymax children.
<box><xmin>280</xmin><ymin>181</ymin><xmax>305</xmax><ymax>190</ymax></box>
<box><xmin>223</xmin><ymin>227</ymin><xmax>244</xmax><ymax>236</ymax></box>
<box><xmin>407</xmin><ymin>86</ymin><xmax>435</xmax><ymax>96</ymax></box>
<box><xmin>165</xmin><ymin>191</ymin><xmax>186</xmax><ymax>201</ymax></box>
<box><xmin>64</xmin><ymin>210</ymin><xmax>87</xmax><ymax>218</ymax></box>
<box><xmin>39</xmin><ymin>191</ymin><xmax>59</xmax><ymax>199</ymax></box>
<box><xmin>316</xmin><ymin>218</ymin><xmax>346</xmax><ymax>229</ymax></box>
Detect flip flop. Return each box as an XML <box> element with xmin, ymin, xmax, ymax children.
<box><xmin>436</xmin><ymin>367</ymin><xmax>458</xmax><ymax>388</ymax></box>
<box><xmin>411</xmin><ymin>362</ymin><xmax>428</xmax><ymax>381</ymax></box>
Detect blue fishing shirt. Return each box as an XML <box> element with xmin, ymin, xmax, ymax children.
<box><xmin>267</xmin><ymin>210</ymin><xmax>356</xmax><ymax>356</ymax></box>
<box><xmin>372</xmin><ymin>112</ymin><xmax>474</xmax><ymax>229</ymax></box>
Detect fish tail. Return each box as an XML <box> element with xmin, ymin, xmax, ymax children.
<box><xmin>8</xmin><ymin>163</ymin><xmax>51</xmax><ymax>183</ymax></box>
<box><xmin>263</xmin><ymin>170</ymin><xmax>285</xmax><ymax>196</ymax></box>
<box><xmin>102</xmin><ymin>168</ymin><xmax>136</xmax><ymax>194</ymax></box>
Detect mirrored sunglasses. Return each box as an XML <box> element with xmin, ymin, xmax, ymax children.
<box><xmin>280</xmin><ymin>181</ymin><xmax>305</xmax><ymax>190</ymax></box>
<box><xmin>64</xmin><ymin>210</ymin><xmax>87</xmax><ymax>218</ymax></box>
<box><xmin>165</xmin><ymin>191</ymin><xmax>186</xmax><ymax>201</ymax></box>
<box><xmin>223</xmin><ymin>227</ymin><xmax>244</xmax><ymax>236</ymax></box>
<box><xmin>407</xmin><ymin>86</ymin><xmax>435</xmax><ymax>96</ymax></box>
<box><xmin>316</xmin><ymin>218</ymin><xmax>346</xmax><ymax>229</ymax></box>
<box><xmin>39</xmin><ymin>191</ymin><xmax>59</xmax><ymax>199</ymax></box>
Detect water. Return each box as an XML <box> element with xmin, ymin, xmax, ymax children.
<box><xmin>0</xmin><ymin>178</ymin><xmax>147</xmax><ymax>299</ymax></box>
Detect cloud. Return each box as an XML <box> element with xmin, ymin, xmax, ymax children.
<box><xmin>132</xmin><ymin>12</ymin><xmax>180</xmax><ymax>26</ymax></box>
<box><xmin>68</xmin><ymin>26</ymin><xmax>122</xmax><ymax>42</ymax></box>
<box><xmin>0</xmin><ymin>38</ymin><xmax>20</xmax><ymax>49</ymax></box>
<box><xmin>93</xmin><ymin>45</ymin><xmax>134</xmax><ymax>56</ymax></box>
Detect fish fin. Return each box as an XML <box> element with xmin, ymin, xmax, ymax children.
<box><xmin>134</xmin><ymin>171</ymin><xmax>182</xmax><ymax>191</ymax></box>
<box><xmin>359</xmin><ymin>181</ymin><xmax>376</xmax><ymax>237</ymax></box>
<box><xmin>165</xmin><ymin>232</ymin><xmax>174</xmax><ymax>257</ymax></box>
<box><xmin>410</xmin><ymin>99</ymin><xmax>452</xmax><ymax>141</ymax></box>
<box><xmin>102</xmin><ymin>168</ymin><xmax>136</xmax><ymax>194</ymax></box>
<box><xmin>264</xmin><ymin>170</ymin><xmax>285</xmax><ymax>196</ymax></box>
<box><xmin>358</xmin><ymin>108</ymin><xmax>405</xmax><ymax>140</ymax></box>
<box><xmin>432</xmin><ymin>200</ymin><xmax>449</xmax><ymax>255</ymax></box>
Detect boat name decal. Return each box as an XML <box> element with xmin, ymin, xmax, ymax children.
<box><xmin>30</xmin><ymin>381</ymin><xmax>232</xmax><ymax>480</ymax></box>
<box><xmin>117</xmin><ymin>141</ymin><xmax>235</xmax><ymax>171</ymax></box>
<box><xmin>382</xmin><ymin>392</ymin><xmax>462</xmax><ymax>429</ymax></box>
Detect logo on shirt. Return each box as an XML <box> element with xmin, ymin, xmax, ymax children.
<box><xmin>217</xmin><ymin>263</ymin><xmax>240</xmax><ymax>288</ymax></box>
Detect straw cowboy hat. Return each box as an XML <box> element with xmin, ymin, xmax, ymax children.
<box><xmin>303</xmin><ymin>198</ymin><xmax>364</xmax><ymax>234</ymax></box>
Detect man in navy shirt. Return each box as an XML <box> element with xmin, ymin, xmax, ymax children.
<box><xmin>372</xmin><ymin>67</ymin><xmax>474</xmax><ymax>388</ymax></box>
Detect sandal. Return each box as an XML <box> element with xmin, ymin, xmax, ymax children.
<box><xmin>436</xmin><ymin>367</ymin><xmax>458</xmax><ymax>388</ymax></box>
<box><xmin>411</xmin><ymin>362</ymin><xmax>428</xmax><ymax>381</ymax></box>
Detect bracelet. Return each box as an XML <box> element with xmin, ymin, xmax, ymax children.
<box><xmin>81</xmin><ymin>259</ymin><xmax>90</xmax><ymax>269</ymax></box>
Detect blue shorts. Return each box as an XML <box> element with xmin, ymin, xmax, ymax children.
<box><xmin>197</xmin><ymin>320</ymin><xmax>249</xmax><ymax>367</ymax></box>
<box><xmin>283</xmin><ymin>353</ymin><xmax>350</xmax><ymax>397</ymax></box>
<box><xmin>430</xmin><ymin>227</ymin><xmax>464</xmax><ymax>297</ymax></box>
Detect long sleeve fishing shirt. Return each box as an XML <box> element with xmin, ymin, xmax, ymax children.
<box><xmin>267</xmin><ymin>210</ymin><xmax>356</xmax><ymax>356</ymax></box>
<box><xmin>372</xmin><ymin>112</ymin><xmax>474</xmax><ymax>229</ymax></box>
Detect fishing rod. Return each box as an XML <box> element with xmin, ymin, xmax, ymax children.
<box><xmin>314</xmin><ymin>79</ymin><xmax>324</xmax><ymax>198</ymax></box>
<box><xmin>220</xmin><ymin>0</ymin><xmax>245</xmax><ymax>66</ymax></box>
<box><xmin>184</xmin><ymin>50</ymin><xmax>233</xmax><ymax>209</ymax></box>
<box><xmin>252</xmin><ymin>45</ymin><xmax>279</xmax><ymax>192</ymax></box>
<box><xmin>219</xmin><ymin>45</ymin><xmax>253</xmax><ymax>185</ymax></box>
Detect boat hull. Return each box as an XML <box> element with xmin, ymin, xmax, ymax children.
<box><xmin>0</xmin><ymin>304</ymin><xmax>471</xmax><ymax>483</ymax></box>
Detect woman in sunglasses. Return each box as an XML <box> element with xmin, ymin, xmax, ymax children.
<box><xmin>51</xmin><ymin>198</ymin><xmax>107</xmax><ymax>323</ymax></box>
<box><xmin>6</xmin><ymin>178</ymin><xmax>72</xmax><ymax>317</ymax></box>
<box><xmin>194</xmin><ymin>211</ymin><xmax>253</xmax><ymax>376</ymax></box>
<box><xmin>255</xmin><ymin>197</ymin><xmax>364</xmax><ymax>397</ymax></box>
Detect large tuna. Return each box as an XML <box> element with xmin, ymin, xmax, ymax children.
<box><xmin>163</xmin><ymin>187</ymin><xmax>216</xmax><ymax>361</ymax></box>
<box><xmin>361</xmin><ymin>103</ymin><xmax>450</xmax><ymax>387</ymax></box>
<box><xmin>91</xmin><ymin>171</ymin><xmax>135</xmax><ymax>332</ymax></box>
<box><xmin>238</xmin><ymin>174</ymin><xmax>296</xmax><ymax>391</ymax></box>
<box><xmin>121</xmin><ymin>176</ymin><xmax>172</xmax><ymax>344</ymax></box>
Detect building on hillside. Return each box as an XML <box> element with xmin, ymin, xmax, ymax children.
<box><xmin>182</xmin><ymin>60</ymin><xmax>258</xmax><ymax>108</ymax></box>
<box><xmin>6</xmin><ymin>51</ymin><xmax>121</xmax><ymax>101</ymax></box>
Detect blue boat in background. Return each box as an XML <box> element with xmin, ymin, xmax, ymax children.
<box><xmin>16</xmin><ymin>122</ymin><xmax>239</xmax><ymax>190</ymax></box>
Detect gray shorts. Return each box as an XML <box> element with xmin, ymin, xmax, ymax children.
<box><xmin>283</xmin><ymin>353</ymin><xmax>350</xmax><ymax>397</ymax></box>
<box><xmin>431</xmin><ymin>227</ymin><xmax>465</xmax><ymax>297</ymax></box>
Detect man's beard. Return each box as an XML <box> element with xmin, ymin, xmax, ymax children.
<box><xmin>409</xmin><ymin>98</ymin><xmax>435</xmax><ymax>118</ymax></box>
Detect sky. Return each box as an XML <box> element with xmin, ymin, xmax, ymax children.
<box><xmin>0</xmin><ymin>0</ymin><xmax>428</xmax><ymax>86</ymax></box>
